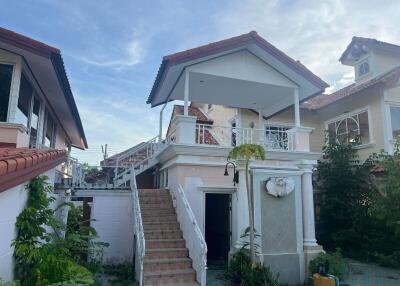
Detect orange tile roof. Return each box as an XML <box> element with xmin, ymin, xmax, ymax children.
<box><xmin>0</xmin><ymin>148</ymin><xmax>67</xmax><ymax>193</ymax></box>
<box><xmin>302</xmin><ymin>66</ymin><xmax>400</xmax><ymax>110</ymax></box>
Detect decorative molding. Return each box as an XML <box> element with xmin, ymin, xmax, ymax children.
<box><xmin>265</xmin><ymin>177</ymin><xmax>295</xmax><ymax>198</ymax></box>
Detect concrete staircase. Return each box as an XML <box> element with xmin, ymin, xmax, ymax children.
<box><xmin>139</xmin><ymin>189</ymin><xmax>199</xmax><ymax>286</ymax></box>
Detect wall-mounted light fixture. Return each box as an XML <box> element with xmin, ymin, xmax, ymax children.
<box><xmin>224</xmin><ymin>160</ymin><xmax>239</xmax><ymax>186</ymax></box>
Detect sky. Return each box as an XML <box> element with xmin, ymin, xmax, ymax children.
<box><xmin>2</xmin><ymin>0</ymin><xmax>400</xmax><ymax>164</ymax></box>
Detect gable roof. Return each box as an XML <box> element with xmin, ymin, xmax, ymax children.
<box><xmin>0</xmin><ymin>27</ymin><xmax>87</xmax><ymax>149</ymax></box>
<box><xmin>340</xmin><ymin>36</ymin><xmax>400</xmax><ymax>64</ymax></box>
<box><xmin>0</xmin><ymin>148</ymin><xmax>67</xmax><ymax>192</ymax></box>
<box><xmin>147</xmin><ymin>31</ymin><xmax>328</xmax><ymax>106</ymax></box>
<box><xmin>302</xmin><ymin>66</ymin><xmax>400</xmax><ymax>110</ymax></box>
<box><xmin>166</xmin><ymin>105</ymin><xmax>213</xmax><ymax>135</ymax></box>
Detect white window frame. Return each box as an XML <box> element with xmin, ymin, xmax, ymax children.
<box><xmin>324</xmin><ymin>107</ymin><xmax>373</xmax><ymax>148</ymax></box>
<box><xmin>356</xmin><ymin>56</ymin><xmax>371</xmax><ymax>80</ymax></box>
<box><xmin>385</xmin><ymin>101</ymin><xmax>400</xmax><ymax>142</ymax></box>
<box><xmin>0</xmin><ymin>61</ymin><xmax>17</xmax><ymax>122</ymax></box>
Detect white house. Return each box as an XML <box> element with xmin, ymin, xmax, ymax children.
<box><xmin>0</xmin><ymin>27</ymin><xmax>87</xmax><ymax>281</ymax></box>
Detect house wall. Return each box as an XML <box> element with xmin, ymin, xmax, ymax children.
<box><xmin>312</xmin><ymin>86</ymin><xmax>385</xmax><ymax>161</ymax></box>
<box><xmin>0</xmin><ymin>169</ymin><xmax>56</xmax><ymax>281</ymax></box>
<box><xmin>90</xmin><ymin>191</ymin><xmax>134</xmax><ymax>264</ymax></box>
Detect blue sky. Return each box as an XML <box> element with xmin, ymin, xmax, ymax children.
<box><xmin>2</xmin><ymin>0</ymin><xmax>400</xmax><ymax>164</ymax></box>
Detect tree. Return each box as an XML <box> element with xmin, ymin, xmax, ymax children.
<box><xmin>229</xmin><ymin>144</ymin><xmax>265</xmax><ymax>263</ymax></box>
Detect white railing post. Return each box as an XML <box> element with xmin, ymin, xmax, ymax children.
<box><xmin>131</xmin><ymin>167</ymin><xmax>145</xmax><ymax>286</ymax></box>
<box><xmin>172</xmin><ymin>185</ymin><xmax>207</xmax><ymax>285</ymax></box>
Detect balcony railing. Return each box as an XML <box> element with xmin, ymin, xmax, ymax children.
<box><xmin>195</xmin><ymin>124</ymin><xmax>296</xmax><ymax>151</ymax></box>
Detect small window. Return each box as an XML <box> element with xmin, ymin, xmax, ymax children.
<box><xmin>29</xmin><ymin>96</ymin><xmax>41</xmax><ymax>147</ymax></box>
<box><xmin>43</xmin><ymin>111</ymin><xmax>56</xmax><ymax>147</ymax></box>
<box><xmin>390</xmin><ymin>106</ymin><xmax>400</xmax><ymax>139</ymax></box>
<box><xmin>15</xmin><ymin>74</ymin><xmax>33</xmax><ymax>128</ymax></box>
<box><xmin>208</xmin><ymin>104</ymin><xmax>213</xmax><ymax>110</ymax></box>
<box><xmin>0</xmin><ymin>64</ymin><xmax>13</xmax><ymax>122</ymax></box>
<box><xmin>326</xmin><ymin>110</ymin><xmax>370</xmax><ymax>145</ymax></box>
<box><xmin>358</xmin><ymin>61</ymin><xmax>370</xmax><ymax>77</ymax></box>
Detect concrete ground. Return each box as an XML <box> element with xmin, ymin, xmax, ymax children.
<box><xmin>206</xmin><ymin>259</ymin><xmax>400</xmax><ymax>286</ymax></box>
<box><xmin>343</xmin><ymin>259</ymin><xmax>400</xmax><ymax>286</ymax></box>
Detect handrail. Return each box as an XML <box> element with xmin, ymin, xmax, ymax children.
<box><xmin>195</xmin><ymin>123</ymin><xmax>296</xmax><ymax>151</ymax></box>
<box><xmin>172</xmin><ymin>185</ymin><xmax>207</xmax><ymax>285</ymax></box>
<box><xmin>131</xmin><ymin>167</ymin><xmax>145</xmax><ymax>286</ymax></box>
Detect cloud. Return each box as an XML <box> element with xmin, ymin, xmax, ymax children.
<box><xmin>81</xmin><ymin>38</ymin><xmax>145</xmax><ymax>68</ymax></box>
<box><xmin>214</xmin><ymin>0</ymin><xmax>400</xmax><ymax>92</ymax></box>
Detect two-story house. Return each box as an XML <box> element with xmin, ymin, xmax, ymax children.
<box><xmin>0</xmin><ymin>27</ymin><xmax>87</xmax><ymax>281</ymax></box>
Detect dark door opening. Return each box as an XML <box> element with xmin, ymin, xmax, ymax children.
<box><xmin>205</xmin><ymin>193</ymin><xmax>231</xmax><ymax>262</ymax></box>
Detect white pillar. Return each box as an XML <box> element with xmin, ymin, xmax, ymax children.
<box><xmin>184</xmin><ymin>70</ymin><xmax>189</xmax><ymax>116</ymax></box>
<box><xmin>300</xmin><ymin>165</ymin><xmax>317</xmax><ymax>246</ymax></box>
<box><xmin>159</xmin><ymin>102</ymin><xmax>167</xmax><ymax>143</ymax></box>
<box><xmin>258</xmin><ymin>110</ymin><xmax>263</xmax><ymax>129</ymax></box>
<box><xmin>233</xmin><ymin>165</ymin><xmax>250</xmax><ymax>249</ymax></box>
<box><xmin>294</xmin><ymin>87</ymin><xmax>300</xmax><ymax>128</ymax></box>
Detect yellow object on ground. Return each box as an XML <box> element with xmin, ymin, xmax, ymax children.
<box><xmin>313</xmin><ymin>273</ymin><xmax>336</xmax><ymax>286</ymax></box>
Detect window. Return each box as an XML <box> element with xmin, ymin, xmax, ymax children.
<box><xmin>358</xmin><ymin>61</ymin><xmax>370</xmax><ymax>77</ymax></box>
<box><xmin>0</xmin><ymin>64</ymin><xmax>13</xmax><ymax>122</ymax></box>
<box><xmin>390</xmin><ymin>105</ymin><xmax>400</xmax><ymax>139</ymax></box>
<box><xmin>43</xmin><ymin>111</ymin><xmax>56</xmax><ymax>147</ymax></box>
<box><xmin>207</xmin><ymin>104</ymin><xmax>213</xmax><ymax>111</ymax></box>
<box><xmin>15</xmin><ymin>74</ymin><xmax>33</xmax><ymax>127</ymax></box>
<box><xmin>29</xmin><ymin>96</ymin><xmax>41</xmax><ymax>147</ymax></box>
<box><xmin>326</xmin><ymin>110</ymin><xmax>370</xmax><ymax>145</ymax></box>
<box><xmin>265</xmin><ymin>125</ymin><xmax>290</xmax><ymax>150</ymax></box>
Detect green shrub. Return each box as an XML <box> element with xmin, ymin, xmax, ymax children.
<box><xmin>309</xmin><ymin>249</ymin><xmax>346</xmax><ymax>279</ymax></box>
<box><xmin>0</xmin><ymin>280</ymin><xmax>20</xmax><ymax>286</ymax></box>
<box><xmin>225</xmin><ymin>250</ymin><xmax>281</xmax><ymax>286</ymax></box>
<box><xmin>12</xmin><ymin>176</ymin><xmax>97</xmax><ymax>286</ymax></box>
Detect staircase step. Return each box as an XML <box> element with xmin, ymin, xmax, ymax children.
<box><xmin>141</xmin><ymin>209</ymin><xmax>176</xmax><ymax>216</ymax></box>
<box><xmin>146</xmin><ymin>248</ymin><xmax>188</xmax><ymax>259</ymax></box>
<box><xmin>142</xmin><ymin>214</ymin><xmax>177</xmax><ymax>223</ymax></box>
<box><xmin>144</xmin><ymin>222</ymin><xmax>180</xmax><ymax>231</ymax></box>
<box><xmin>145</xmin><ymin>229</ymin><xmax>182</xmax><ymax>239</ymax></box>
<box><xmin>147</xmin><ymin>238</ymin><xmax>186</xmax><ymax>249</ymax></box>
<box><xmin>140</xmin><ymin>196</ymin><xmax>172</xmax><ymax>204</ymax></box>
<box><xmin>141</xmin><ymin>203</ymin><xmax>174</xmax><ymax>210</ymax></box>
<box><xmin>144</xmin><ymin>269</ymin><xmax>196</xmax><ymax>285</ymax></box>
<box><xmin>144</xmin><ymin>257</ymin><xmax>192</xmax><ymax>272</ymax></box>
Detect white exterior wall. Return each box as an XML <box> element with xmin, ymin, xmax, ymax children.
<box><xmin>0</xmin><ymin>183</ymin><xmax>28</xmax><ymax>281</ymax></box>
<box><xmin>90</xmin><ymin>191</ymin><xmax>134</xmax><ymax>264</ymax></box>
<box><xmin>0</xmin><ymin>169</ymin><xmax>56</xmax><ymax>281</ymax></box>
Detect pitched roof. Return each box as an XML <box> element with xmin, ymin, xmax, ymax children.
<box><xmin>301</xmin><ymin>66</ymin><xmax>400</xmax><ymax>110</ymax></box>
<box><xmin>0</xmin><ymin>148</ymin><xmax>67</xmax><ymax>192</ymax></box>
<box><xmin>340</xmin><ymin>36</ymin><xmax>400</xmax><ymax>63</ymax></box>
<box><xmin>0</xmin><ymin>27</ymin><xmax>87</xmax><ymax>149</ymax></box>
<box><xmin>147</xmin><ymin>31</ymin><xmax>328</xmax><ymax>105</ymax></box>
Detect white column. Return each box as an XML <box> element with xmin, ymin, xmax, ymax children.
<box><xmin>294</xmin><ymin>87</ymin><xmax>300</xmax><ymax>128</ymax></box>
<box><xmin>184</xmin><ymin>70</ymin><xmax>189</xmax><ymax>116</ymax></box>
<box><xmin>300</xmin><ymin>165</ymin><xmax>317</xmax><ymax>246</ymax></box>
<box><xmin>234</xmin><ymin>165</ymin><xmax>250</xmax><ymax>249</ymax></box>
<box><xmin>159</xmin><ymin>102</ymin><xmax>167</xmax><ymax>143</ymax></box>
<box><xmin>258</xmin><ymin>110</ymin><xmax>263</xmax><ymax>128</ymax></box>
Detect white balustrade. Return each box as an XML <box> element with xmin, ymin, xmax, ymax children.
<box><xmin>194</xmin><ymin>124</ymin><xmax>297</xmax><ymax>151</ymax></box>
<box><xmin>171</xmin><ymin>185</ymin><xmax>207</xmax><ymax>285</ymax></box>
<box><xmin>131</xmin><ymin>168</ymin><xmax>145</xmax><ymax>286</ymax></box>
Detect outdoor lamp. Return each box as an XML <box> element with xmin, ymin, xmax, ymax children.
<box><xmin>224</xmin><ymin>160</ymin><xmax>239</xmax><ymax>186</ymax></box>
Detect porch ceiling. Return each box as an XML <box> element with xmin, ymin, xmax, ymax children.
<box><xmin>171</xmin><ymin>71</ymin><xmax>294</xmax><ymax>110</ymax></box>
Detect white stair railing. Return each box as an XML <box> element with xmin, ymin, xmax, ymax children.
<box><xmin>131</xmin><ymin>167</ymin><xmax>145</xmax><ymax>286</ymax></box>
<box><xmin>171</xmin><ymin>185</ymin><xmax>207</xmax><ymax>285</ymax></box>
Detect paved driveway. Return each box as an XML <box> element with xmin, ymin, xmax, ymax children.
<box><xmin>343</xmin><ymin>259</ymin><xmax>400</xmax><ymax>286</ymax></box>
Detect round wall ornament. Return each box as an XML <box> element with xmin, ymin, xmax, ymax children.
<box><xmin>265</xmin><ymin>177</ymin><xmax>295</xmax><ymax>198</ymax></box>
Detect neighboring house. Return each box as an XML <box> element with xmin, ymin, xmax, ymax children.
<box><xmin>115</xmin><ymin>31</ymin><xmax>329</xmax><ymax>285</ymax></box>
<box><xmin>0</xmin><ymin>27</ymin><xmax>87</xmax><ymax>281</ymax></box>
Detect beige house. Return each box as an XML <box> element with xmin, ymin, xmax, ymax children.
<box><xmin>193</xmin><ymin>37</ymin><xmax>400</xmax><ymax>162</ymax></box>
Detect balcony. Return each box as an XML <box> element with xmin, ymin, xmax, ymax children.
<box><xmin>168</xmin><ymin>115</ymin><xmax>312</xmax><ymax>152</ymax></box>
